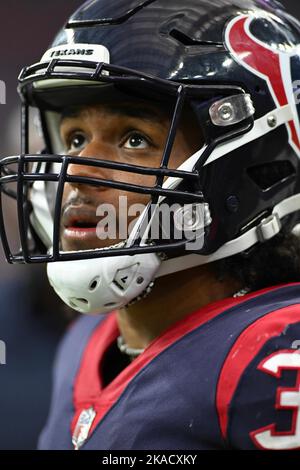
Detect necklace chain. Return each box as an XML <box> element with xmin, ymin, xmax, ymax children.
<box><xmin>117</xmin><ymin>335</ymin><xmax>145</xmax><ymax>359</ymax></box>
<box><xmin>232</xmin><ymin>286</ymin><xmax>251</xmax><ymax>298</ymax></box>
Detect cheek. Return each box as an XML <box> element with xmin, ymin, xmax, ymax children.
<box><xmin>61</xmin><ymin>168</ymin><xmax>156</xmax><ymax>219</ymax></box>
<box><xmin>111</xmin><ymin>172</ymin><xmax>155</xmax><ymax>227</ymax></box>
<box><xmin>113</xmin><ymin>173</ymin><xmax>155</xmax><ymax>207</ymax></box>
<box><xmin>169</xmin><ymin>131</ymin><xmax>202</xmax><ymax>168</ymax></box>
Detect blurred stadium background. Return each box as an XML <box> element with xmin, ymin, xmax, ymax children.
<box><xmin>0</xmin><ymin>0</ymin><xmax>82</xmax><ymax>450</ymax></box>
<box><xmin>0</xmin><ymin>0</ymin><xmax>299</xmax><ymax>449</ymax></box>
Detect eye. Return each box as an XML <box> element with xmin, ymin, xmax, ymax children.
<box><xmin>66</xmin><ymin>132</ymin><xmax>87</xmax><ymax>152</ymax></box>
<box><xmin>123</xmin><ymin>132</ymin><xmax>150</xmax><ymax>150</ymax></box>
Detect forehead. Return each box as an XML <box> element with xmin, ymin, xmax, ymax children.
<box><xmin>60</xmin><ymin>100</ymin><xmax>172</xmax><ymax>124</ymax></box>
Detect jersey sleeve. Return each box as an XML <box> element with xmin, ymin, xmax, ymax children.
<box><xmin>216</xmin><ymin>304</ymin><xmax>300</xmax><ymax>450</ymax></box>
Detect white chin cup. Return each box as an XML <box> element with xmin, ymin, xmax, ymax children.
<box><xmin>47</xmin><ymin>252</ymin><xmax>161</xmax><ymax>314</ymax></box>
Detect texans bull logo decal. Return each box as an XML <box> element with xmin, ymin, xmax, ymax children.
<box><xmin>225</xmin><ymin>14</ymin><xmax>300</xmax><ymax>156</ymax></box>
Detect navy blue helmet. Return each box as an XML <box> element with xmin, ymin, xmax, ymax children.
<box><xmin>1</xmin><ymin>0</ymin><xmax>300</xmax><ymax>313</ymax></box>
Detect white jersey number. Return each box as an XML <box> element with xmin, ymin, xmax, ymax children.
<box><xmin>252</xmin><ymin>351</ymin><xmax>300</xmax><ymax>450</ymax></box>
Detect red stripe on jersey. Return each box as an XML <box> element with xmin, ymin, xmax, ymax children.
<box><xmin>216</xmin><ymin>304</ymin><xmax>300</xmax><ymax>441</ymax></box>
<box><xmin>71</xmin><ymin>296</ymin><xmax>241</xmax><ymax>440</ymax></box>
<box><xmin>71</xmin><ymin>283</ymin><xmax>300</xmax><ymax>444</ymax></box>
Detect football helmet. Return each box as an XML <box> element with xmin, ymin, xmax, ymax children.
<box><xmin>1</xmin><ymin>0</ymin><xmax>300</xmax><ymax>314</ymax></box>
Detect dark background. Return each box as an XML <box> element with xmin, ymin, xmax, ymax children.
<box><xmin>0</xmin><ymin>0</ymin><xmax>299</xmax><ymax>450</ymax></box>
<box><xmin>0</xmin><ymin>0</ymin><xmax>82</xmax><ymax>450</ymax></box>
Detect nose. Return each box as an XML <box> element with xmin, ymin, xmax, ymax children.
<box><xmin>66</xmin><ymin>140</ymin><xmax>114</xmax><ymax>192</ymax></box>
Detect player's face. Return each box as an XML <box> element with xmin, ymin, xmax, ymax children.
<box><xmin>59</xmin><ymin>101</ymin><xmax>202</xmax><ymax>252</ymax></box>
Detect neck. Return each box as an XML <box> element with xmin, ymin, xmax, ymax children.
<box><xmin>117</xmin><ymin>263</ymin><xmax>242</xmax><ymax>351</ymax></box>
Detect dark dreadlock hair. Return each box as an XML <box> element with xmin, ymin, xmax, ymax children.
<box><xmin>217</xmin><ymin>228</ymin><xmax>300</xmax><ymax>291</ymax></box>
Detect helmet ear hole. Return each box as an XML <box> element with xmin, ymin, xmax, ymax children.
<box><xmin>89</xmin><ymin>277</ymin><xmax>100</xmax><ymax>291</ymax></box>
<box><xmin>69</xmin><ymin>297</ymin><xmax>89</xmax><ymax>311</ymax></box>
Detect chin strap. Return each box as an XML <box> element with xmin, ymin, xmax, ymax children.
<box><xmin>156</xmin><ymin>193</ymin><xmax>300</xmax><ymax>279</ymax></box>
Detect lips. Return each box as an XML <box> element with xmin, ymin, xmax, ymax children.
<box><xmin>62</xmin><ymin>204</ymin><xmax>99</xmax><ymax>230</ymax></box>
<box><xmin>61</xmin><ymin>204</ymin><xmax>102</xmax><ymax>248</ymax></box>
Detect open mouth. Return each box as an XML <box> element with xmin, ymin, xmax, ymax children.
<box><xmin>60</xmin><ymin>202</ymin><xmax>122</xmax><ymax>250</ymax></box>
<box><xmin>66</xmin><ymin>220</ymin><xmax>98</xmax><ymax>232</ymax></box>
<box><xmin>62</xmin><ymin>204</ymin><xmax>101</xmax><ymax>241</ymax></box>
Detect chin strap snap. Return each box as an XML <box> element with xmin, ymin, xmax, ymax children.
<box><xmin>256</xmin><ymin>213</ymin><xmax>281</xmax><ymax>242</ymax></box>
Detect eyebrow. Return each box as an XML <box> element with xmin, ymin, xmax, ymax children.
<box><xmin>60</xmin><ymin>103</ymin><xmax>169</xmax><ymax>124</ymax></box>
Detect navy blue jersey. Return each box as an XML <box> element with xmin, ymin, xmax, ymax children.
<box><xmin>39</xmin><ymin>283</ymin><xmax>300</xmax><ymax>450</ymax></box>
